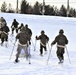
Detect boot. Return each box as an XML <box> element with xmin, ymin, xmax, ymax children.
<box><xmin>15</xmin><ymin>57</ymin><xmax>19</xmax><ymax>63</ymax></box>
<box><xmin>40</xmin><ymin>53</ymin><xmax>43</xmax><ymax>56</ymax></box>
<box><xmin>5</xmin><ymin>41</ymin><xmax>8</xmax><ymax>47</ymax></box>
<box><xmin>58</xmin><ymin>57</ymin><xmax>64</xmax><ymax>64</ymax></box>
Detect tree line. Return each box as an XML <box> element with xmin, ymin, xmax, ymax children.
<box><xmin>0</xmin><ymin>0</ymin><xmax>76</xmax><ymax>17</ymax></box>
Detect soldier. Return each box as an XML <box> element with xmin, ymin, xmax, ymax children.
<box><xmin>24</xmin><ymin>24</ymin><xmax>32</xmax><ymax>45</ymax></box>
<box><xmin>11</xmin><ymin>19</ymin><xmax>19</xmax><ymax>34</ymax></box>
<box><xmin>15</xmin><ymin>28</ymin><xmax>30</xmax><ymax>63</ymax></box>
<box><xmin>0</xmin><ymin>17</ymin><xmax>6</xmax><ymax>28</ymax></box>
<box><xmin>51</xmin><ymin>29</ymin><xmax>68</xmax><ymax>64</ymax></box>
<box><xmin>36</xmin><ymin>30</ymin><xmax>49</xmax><ymax>56</ymax></box>
<box><xmin>1</xmin><ymin>23</ymin><xmax>10</xmax><ymax>47</ymax></box>
<box><xmin>18</xmin><ymin>23</ymin><xmax>24</xmax><ymax>32</ymax></box>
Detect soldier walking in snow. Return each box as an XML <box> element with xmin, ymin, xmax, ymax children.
<box><xmin>11</xmin><ymin>19</ymin><xmax>19</xmax><ymax>34</ymax></box>
<box><xmin>36</xmin><ymin>30</ymin><xmax>49</xmax><ymax>56</ymax></box>
<box><xmin>18</xmin><ymin>23</ymin><xmax>24</xmax><ymax>32</ymax></box>
<box><xmin>0</xmin><ymin>17</ymin><xmax>6</xmax><ymax>28</ymax></box>
<box><xmin>51</xmin><ymin>29</ymin><xmax>68</xmax><ymax>64</ymax></box>
<box><xmin>20</xmin><ymin>24</ymin><xmax>32</xmax><ymax>58</ymax></box>
<box><xmin>24</xmin><ymin>24</ymin><xmax>32</xmax><ymax>45</ymax></box>
<box><xmin>0</xmin><ymin>17</ymin><xmax>6</xmax><ymax>39</ymax></box>
<box><xmin>15</xmin><ymin>28</ymin><xmax>30</xmax><ymax>63</ymax></box>
<box><xmin>0</xmin><ymin>23</ymin><xmax>10</xmax><ymax>46</ymax></box>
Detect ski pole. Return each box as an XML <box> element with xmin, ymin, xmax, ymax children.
<box><xmin>65</xmin><ymin>46</ymin><xmax>71</xmax><ymax>64</ymax></box>
<box><xmin>31</xmin><ymin>38</ymin><xmax>37</xmax><ymax>51</ymax></box>
<box><xmin>47</xmin><ymin>42</ymin><xmax>50</xmax><ymax>52</ymax></box>
<box><xmin>28</xmin><ymin>45</ymin><xmax>31</xmax><ymax>64</ymax></box>
<box><xmin>34</xmin><ymin>38</ymin><xmax>37</xmax><ymax>51</ymax></box>
<box><xmin>47</xmin><ymin>45</ymin><xmax>52</xmax><ymax>65</ymax></box>
<box><xmin>9</xmin><ymin>41</ymin><xmax>16</xmax><ymax>60</ymax></box>
<box><xmin>31</xmin><ymin>39</ymin><xmax>35</xmax><ymax>51</ymax></box>
<box><xmin>27</xmin><ymin>42</ymin><xmax>31</xmax><ymax>64</ymax></box>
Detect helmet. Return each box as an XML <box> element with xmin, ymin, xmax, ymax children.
<box><xmin>41</xmin><ymin>30</ymin><xmax>45</xmax><ymax>34</ymax></box>
<box><xmin>25</xmin><ymin>24</ymin><xmax>28</xmax><ymax>28</ymax></box>
<box><xmin>21</xmin><ymin>23</ymin><xmax>24</xmax><ymax>26</ymax></box>
<box><xmin>59</xmin><ymin>29</ymin><xmax>64</xmax><ymax>33</ymax></box>
<box><xmin>14</xmin><ymin>19</ymin><xmax>16</xmax><ymax>21</ymax></box>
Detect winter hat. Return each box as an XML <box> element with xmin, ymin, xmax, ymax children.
<box><xmin>41</xmin><ymin>30</ymin><xmax>45</xmax><ymax>34</ymax></box>
<box><xmin>21</xmin><ymin>23</ymin><xmax>24</xmax><ymax>26</ymax></box>
<box><xmin>59</xmin><ymin>29</ymin><xmax>64</xmax><ymax>33</ymax></box>
<box><xmin>25</xmin><ymin>24</ymin><xmax>28</xmax><ymax>28</ymax></box>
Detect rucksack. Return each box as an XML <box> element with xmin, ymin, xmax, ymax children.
<box><xmin>58</xmin><ymin>36</ymin><xmax>65</xmax><ymax>45</ymax></box>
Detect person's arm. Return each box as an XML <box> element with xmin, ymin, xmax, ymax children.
<box><xmin>35</xmin><ymin>35</ymin><xmax>41</xmax><ymax>40</ymax></box>
<box><xmin>51</xmin><ymin>36</ymin><xmax>58</xmax><ymax>46</ymax></box>
<box><xmin>65</xmin><ymin>36</ymin><xmax>68</xmax><ymax>44</ymax></box>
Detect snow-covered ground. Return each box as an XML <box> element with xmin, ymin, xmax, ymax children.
<box><xmin>0</xmin><ymin>13</ymin><xmax>76</xmax><ymax>75</ymax></box>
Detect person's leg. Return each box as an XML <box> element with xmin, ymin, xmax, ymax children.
<box><xmin>1</xmin><ymin>33</ymin><xmax>4</xmax><ymax>45</ymax></box>
<box><xmin>57</xmin><ymin>47</ymin><xmax>64</xmax><ymax>63</ymax></box>
<box><xmin>16</xmin><ymin>28</ymin><xmax>18</xmax><ymax>33</ymax></box>
<box><xmin>60</xmin><ymin>49</ymin><xmax>65</xmax><ymax>63</ymax></box>
<box><xmin>15</xmin><ymin>45</ymin><xmax>22</xmax><ymax>62</ymax></box>
<box><xmin>40</xmin><ymin>44</ymin><xmax>43</xmax><ymax>56</ymax></box>
<box><xmin>23</xmin><ymin>45</ymin><xmax>29</xmax><ymax>59</ymax></box>
<box><xmin>57</xmin><ymin>48</ymin><xmax>62</xmax><ymax>63</ymax></box>
<box><xmin>44</xmin><ymin>46</ymin><xmax>47</xmax><ymax>54</ymax></box>
<box><xmin>12</xmin><ymin>28</ymin><xmax>14</xmax><ymax>34</ymax></box>
<box><xmin>1</xmin><ymin>38</ymin><xmax>4</xmax><ymax>45</ymax></box>
<box><xmin>5</xmin><ymin>35</ymin><xmax>8</xmax><ymax>47</ymax></box>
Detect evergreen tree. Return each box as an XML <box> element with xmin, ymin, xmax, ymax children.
<box><xmin>45</xmin><ymin>5</ymin><xmax>55</xmax><ymax>15</ymax></box>
<box><xmin>69</xmin><ymin>8</ymin><xmax>76</xmax><ymax>17</ymax></box>
<box><xmin>20</xmin><ymin>0</ymin><xmax>29</xmax><ymax>14</ymax></box>
<box><xmin>1</xmin><ymin>1</ymin><xmax>7</xmax><ymax>12</ymax></box>
<box><xmin>54</xmin><ymin>6</ymin><xmax>60</xmax><ymax>16</ymax></box>
<box><xmin>33</xmin><ymin>1</ymin><xmax>41</xmax><ymax>15</ymax></box>
<box><xmin>44</xmin><ymin>5</ymin><xmax>50</xmax><ymax>15</ymax></box>
<box><xmin>60</xmin><ymin>5</ymin><xmax>67</xmax><ymax>17</ymax></box>
<box><xmin>27</xmin><ymin>5</ymin><xmax>34</xmax><ymax>14</ymax></box>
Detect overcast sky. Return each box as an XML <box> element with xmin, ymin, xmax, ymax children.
<box><xmin>0</xmin><ymin>0</ymin><xmax>76</xmax><ymax>10</ymax></box>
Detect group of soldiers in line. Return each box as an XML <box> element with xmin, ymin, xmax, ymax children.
<box><xmin>0</xmin><ymin>17</ymin><xmax>68</xmax><ymax>64</ymax></box>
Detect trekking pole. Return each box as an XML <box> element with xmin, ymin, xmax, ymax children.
<box><xmin>34</xmin><ymin>38</ymin><xmax>37</xmax><ymax>51</ymax></box>
<box><xmin>65</xmin><ymin>46</ymin><xmax>71</xmax><ymax>64</ymax></box>
<box><xmin>9</xmin><ymin>40</ymin><xmax>16</xmax><ymax>60</ymax></box>
<box><xmin>28</xmin><ymin>46</ymin><xmax>31</xmax><ymax>64</ymax></box>
<box><xmin>47</xmin><ymin>42</ymin><xmax>50</xmax><ymax>53</ymax></box>
<box><xmin>27</xmin><ymin>42</ymin><xmax>31</xmax><ymax>64</ymax></box>
<box><xmin>47</xmin><ymin>45</ymin><xmax>52</xmax><ymax>65</ymax></box>
<box><xmin>31</xmin><ymin>38</ymin><xmax>37</xmax><ymax>51</ymax></box>
<box><xmin>31</xmin><ymin>39</ymin><xmax>36</xmax><ymax>51</ymax></box>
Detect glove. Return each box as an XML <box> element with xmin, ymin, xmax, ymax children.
<box><xmin>35</xmin><ymin>36</ymin><xmax>37</xmax><ymax>39</ymax></box>
<box><xmin>29</xmin><ymin>41</ymin><xmax>31</xmax><ymax>45</ymax></box>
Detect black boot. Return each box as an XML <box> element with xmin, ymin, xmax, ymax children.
<box><xmin>15</xmin><ymin>57</ymin><xmax>19</xmax><ymax>63</ymax></box>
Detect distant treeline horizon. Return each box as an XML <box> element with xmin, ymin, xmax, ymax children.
<box><xmin>0</xmin><ymin>0</ymin><xmax>76</xmax><ymax>17</ymax></box>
